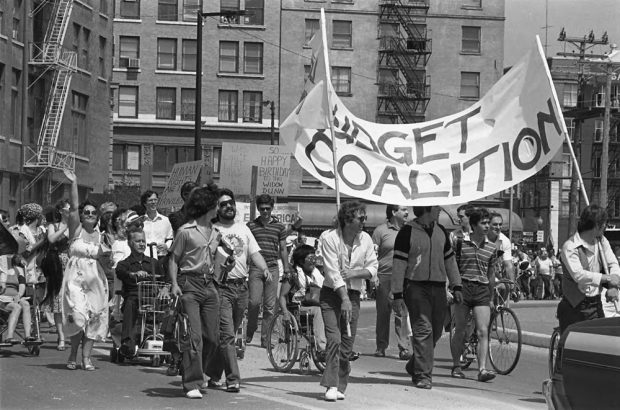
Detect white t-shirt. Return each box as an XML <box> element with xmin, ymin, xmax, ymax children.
<box><xmin>494</xmin><ymin>232</ymin><xmax>512</xmax><ymax>262</ymax></box>
<box><xmin>213</xmin><ymin>221</ymin><xmax>261</xmax><ymax>280</ymax></box>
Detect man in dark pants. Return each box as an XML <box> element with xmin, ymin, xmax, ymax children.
<box><xmin>392</xmin><ymin>206</ymin><xmax>463</xmax><ymax>390</ymax></box>
<box><xmin>558</xmin><ymin>204</ymin><xmax>620</xmax><ymax>333</ymax></box>
<box><xmin>115</xmin><ymin>229</ymin><xmax>163</xmax><ymax>359</ymax></box>
<box><xmin>205</xmin><ymin>189</ymin><xmax>269</xmax><ymax>393</ymax></box>
<box><xmin>169</xmin><ymin>186</ymin><xmax>224</xmax><ymax>399</ymax></box>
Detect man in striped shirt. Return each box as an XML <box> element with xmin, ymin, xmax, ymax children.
<box><xmin>450</xmin><ymin>207</ymin><xmax>498</xmax><ymax>382</ymax></box>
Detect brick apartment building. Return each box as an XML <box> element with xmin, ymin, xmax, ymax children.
<box><xmin>0</xmin><ymin>0</ymin><xmax>113</xmax><ymax>220</ymax></box>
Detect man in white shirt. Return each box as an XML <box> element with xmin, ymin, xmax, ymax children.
<box><xmin>141</xmin><ymin>190</ymin><xmax>173</xmax><ymax>259</ymax></box>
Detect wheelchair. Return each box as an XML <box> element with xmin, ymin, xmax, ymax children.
<box><xmin>0</xmin><ymin>283</ymin><xmax>45</xmax><ymax>355</ymax></box>
<box><xmin>266</xmin><ymin>302</ymin><xmax>326</xmax><ymax>373</ymax></box>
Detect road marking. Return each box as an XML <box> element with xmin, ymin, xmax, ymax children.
<box><xmin>241</xmin><ymin>389</ymin><xmax>327</xmax><ymax>410</ymax></box>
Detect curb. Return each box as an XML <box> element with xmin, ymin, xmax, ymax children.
<box><xmin>520</xmin><ymin>330</ymin><xmax>551</xmax><ymax>349</ymax></box>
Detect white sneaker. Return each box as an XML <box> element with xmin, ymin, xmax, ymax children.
<box><xmin>337</xmin><ymin>391</ymin><xmax>345</xmax><ymax>400</ymax></box>
<box><xmin>186</xmin><ymin>389</ymin><xmax>203</xmax><ymax>399</ymax></box>
<box><xmin>324</xmin><ymin>387</ymin><xmax>338</xmax><ymax>402</ymax></box>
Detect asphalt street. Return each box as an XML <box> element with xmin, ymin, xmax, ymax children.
<box><xmin>0</xmin><ymin>301</ymin><xmax>552</xmax><ymax>410</ymax></box>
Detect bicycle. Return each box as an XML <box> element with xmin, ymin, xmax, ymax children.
<box><xmin>449</xmin><ymin>279</ymin><xmax>522</xmax><ymax>375</ymax></box>
<box><xmin>266</xmin><ymin>303</ymin><xmax>325</xmax><ymax>374</ymax></box>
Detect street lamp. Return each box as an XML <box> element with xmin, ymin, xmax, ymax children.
<box><xmin>194</xmin><ymin>7</ymin><xmax>246</xmax><ymax>160</ymax></box>
<box><xmin>262</xmin><ymin>100</ymin><xmax>275</xmax><ymax>145</ymax></box>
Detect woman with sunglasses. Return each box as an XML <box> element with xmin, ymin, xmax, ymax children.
<box><xmin>60</xmin><ymin>170</ymin><xmax>110</xmax><ymax>371</ymax></box>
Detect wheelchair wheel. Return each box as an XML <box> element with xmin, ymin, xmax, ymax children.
<box><xmin>266</xmin><ymin>312</ymin><xmax>298</xmax><ymax>372</ymax></box>
<box><xmin>27</xmin><ymin>344</ymin><xmax>40</xmax><ymax>356</ymax></box>
<box><xmin>310</xmin><ymin>343</ymin><xmax>326</xmax><ymax>372</ymax></box>
<box><xmin>151</xmin><ymin>355</ymin><xmax>161</xmax><ymax>367</ymax></box>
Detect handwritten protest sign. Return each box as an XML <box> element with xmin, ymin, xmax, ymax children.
<box><xmin>234</xmin><ymin>202</ymin><xmax>298</xmax><ymax>226</ymax></box>
<box><xmin>220</xmin><ymin>143</ymin><xmax>292</xmax><ymax>196</ymax></box>
<box><xmin>280</xmin><ymin>33</ymin><xmax>566</xmax><ymax>206</ymax></box>
<box><xmin>158</xmin><ymin>161</ymin><xmax>203</xmax><ymax>211</ymax></box>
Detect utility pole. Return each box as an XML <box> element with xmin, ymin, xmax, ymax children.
<box><xmin>601</xmin><ymin>60</ymin><xmax>613</xmax><ymax>207</ymax></box>
<box><xmin>557</xmin><ymin>29</ymin><xmax>608</xmax><ymax>235</ymax></box>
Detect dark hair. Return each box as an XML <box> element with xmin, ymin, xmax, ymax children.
<box><xmin>78</xmin><ymin>200</ymin><xmax>98</xmax><ymax>215</ymax></box>
<box><xmin>468</xmin><ymin>207</ymin><xmax>490</xmax><ymax>229</ymax></box>
<box><xmin>49</xmin><ymin>199</ymin><xmax>70</xmax><ymax>223</ymax></box>
<box><xmin>577</xmin><ymin>204</ymin><xmax>608</xmax><ymax>233</ymax></box>
<box><xmin>126</xmin><ymin>227</ymin><xmax>145</xmax><ymax>241</ymax></box>
<box><xmin>337</xmin><ymin>200</ymin><xmax>366</xmax><ymax>229</ymax></box>
<box><xmin>181</xmin><ymin>182</ymin><xmax>198</xmax><ymax>199</ymax></box>
<box><xmin>489</xmin><ymin>212</ymin><xmax>502</xmax><ymax>222</ymax></box>
<box><xmin>385</xmin><ymin>205</ymin><xmax>400</xmax><ymax>219</ymax></box>
<box><xmin>130</xmin><ymin>204</ymin><xmax>146</xmax><ymax>216</ymax></box>
<box><xmin>457</xmin><ymin>204</ymin><xmax>476</xmax><ymax>217</ymax></box>
<box><xmin>413</xmin><ymin>206</ymin><xmax>432</xmax><ymax>218</ymax></box>
<box><xmin>292</xmin><ymin>244</ymin><xmax>316</xmax><ymax>268</ymax></box>
<box><xmin>99</xmin><ymin>212</ymin><xmax>113</xmax><ymax>233</ymax></box>
<box><xmin>256</xmin><ymin>194</ymin><xmax>274</xmax><ymax>208</ymax></box>
<box><xmin>185</xmin><ymin>184</ymin><xmax>219</xmax><ymax>219</ymax></box>
<box><xmin>109</xmin><ymin>208</ymin><xmax>128</xmax><ymax>236</ymax></box>
<box><xmin>217</xmin><ymin>188</ymin><xmax>236</xmax><ymax>203</ymax></box>
<box><xmin>140</xmin><ymin>190</ymin><xmax>158</xmax><ymax>207</ymax></box>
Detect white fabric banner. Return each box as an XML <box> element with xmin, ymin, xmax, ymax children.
<box><xmin>280</xmin><ymin>34</ymin><xmax>566</xmax><ymax>206</ymax></box>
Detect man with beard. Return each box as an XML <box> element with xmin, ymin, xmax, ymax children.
<box><xmin>205</xmin><ymin>188</ymin><xmax>270</xmax><ymax>393</ymax></box>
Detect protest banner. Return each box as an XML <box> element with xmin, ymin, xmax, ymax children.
<box><xmin>157</xmin><ymin>160</ymin><xmax>203</xmax><ymax>211</ymax></box>
<box><xmin>219</xmin><ymin>143</ymin><xmax>292</xmax><ymax>197</ymax></box>
<box><xmin>234</xmin><ymin>202</ymin><xmax>298</xmax><ymax>226</ymax></box>
<box><xmin>280</xmin><ymin>29</ymin><xmax>568</xmax><ymax>206</ymax></box>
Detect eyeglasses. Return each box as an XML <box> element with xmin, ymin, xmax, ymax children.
<box><xmin>357</xmin><ymin>215</ymin><xmax>367</xmax><ymax>223</ymax></box>
<box><xmin>304</xmin><ymin>255</ymin><xmax>317</xmax><ymax>263</ymax></box>
<box><xmin>83</xmin><ymin>210</ymin><xmax>97</xmax><ymax>216</ymax></box>
<box><xmin>219</xmin><ymin>200</ymin><xmax>235</xmax><ymax>208</ymax></box>
<box><xmin>258</xmin><ymin>207</ymin><xmax>272</xmax><ymax>212</ymax></box>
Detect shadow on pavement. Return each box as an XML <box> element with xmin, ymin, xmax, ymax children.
<box><xmin>142</xmin><ymin>387</ymin><xmax>184</xmax><ymax>398</ymax></box>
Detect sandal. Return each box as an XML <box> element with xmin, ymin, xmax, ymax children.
<box><xmin>66</xmin><ymin>361</ymin><xmax>78</xmax><ymax>370</ymax></box>
<box><xmin>451</xmin><ymin>366</ymin><xmax>466</xmax><ymax>379</ymax></box>
<box><xmin>82</xmin><ymin>358</ymin><xmax>95</xmax><ymax>371</ymax></box>
<box><xmin>57</xmin><ymin>340</ymin><xmax>66</xmax><ymax>351</ymax></box>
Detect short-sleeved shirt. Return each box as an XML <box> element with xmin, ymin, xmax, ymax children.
<box><xmin>213</xmin><ymin>221</ymin><xmax>261</xmax><ymax>280</ymax></box>
<box><xmin>459</xmin><ymin>236</ymin><xmax>498</xmax><ymax>285</ymax></box>
<box><xmin>170</xmin><ymin>221</ymin><xmax>219</xmax><ymax>274</ymax></box>
<box><xmin>536</xmin><ymin>257</ymin><xmax>553</xmax><ymax>276</ymax></box>
<box><xmin>247</xmin><ymin>217</ymin><xmax>287</xmax><ymax>268</ymax></box>
<box><xmin>372</xmin><ymin>220</ymin><xmax>400</xmax><ymax>276</ymax></box>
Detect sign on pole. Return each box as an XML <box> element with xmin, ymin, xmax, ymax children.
<box><xmin>219</xmin><ymin>143</ymin><xmax>292</xmax><ymax>197</ymax></box>
<box><xmin>234</xmin><ymin>202</ymin><xmax>298</xmax><ymax>227</ymax></box>
<box><xmin>158</xmin><ymin>160</ymin><xmax>203</xmax><ymax>212</ymax></box>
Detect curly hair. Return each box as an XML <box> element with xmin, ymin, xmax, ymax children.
<box><xmin>291</xmin><ymin>244</ymin><xmax>316</xmax><ymax>268</ymax></box>
<box><xmin>140</xmin><ymin>190</ymin><xmax>158</xmax><ymax>207</ymax></box>
<box><xmin>185</xmin><ymin>184</ymin><xmax>219</xmax><ymax>219</ymax></box>
<box><xmin>337</xmin><ymin>200</ymin><xmax>366</xmax><ymax>229</ymax></box>
<box><xmin>577</xmin><ymin>204</ymin><xmax>608</xmax><ymax>233</ymax></box>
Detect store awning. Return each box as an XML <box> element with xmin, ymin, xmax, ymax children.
<box><xmin>292</xmin><ymin>203</ymin><xmax>523</xmax><ymax>232</ymax></box>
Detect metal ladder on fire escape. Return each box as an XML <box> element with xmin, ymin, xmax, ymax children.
<box><xmin>23</xmin><ymin>0</ymin><xmax>76</xmax><ymax>193</ymax></box>
<box><xmin>377</xmin><ymin>0</ymin><xmax>432</xmax><ymax>124</ymax></box>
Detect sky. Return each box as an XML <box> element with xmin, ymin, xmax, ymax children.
<box><xmin>504</xmin><ymin>0</ymin><xmax>620</xmax><ymax>67</ymax></box>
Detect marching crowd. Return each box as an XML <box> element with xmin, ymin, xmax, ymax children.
<box><xmin>2</xmin><ymin>170</ymin><xmax>620</xmax><ymax>401</ymax></box>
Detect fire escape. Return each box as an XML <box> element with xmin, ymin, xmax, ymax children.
<box><xmin>377</xmin><ymin>0</ymin><xmax>431</xmax><ymax>124</ymax></box>
<box><xmin>23</xmin><ymin>0</ymin><xmax>76</xmax><ymax>193</ymax></box>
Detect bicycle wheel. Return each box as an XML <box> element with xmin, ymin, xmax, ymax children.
<box><xmin>266</xmin><ymin>312</ymin><xmax>298</xmax><ymax>372</ymax></box>
<box><xmin>548</xmin><ymin>328</ymin><xmax>561</xmax><ymax>378</ymax></box>
<box><xmin>488</xmin><ymin>307</ymin><xmax>522</xmax><ymax>375</ymax></box>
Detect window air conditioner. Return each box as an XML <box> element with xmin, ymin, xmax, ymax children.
<box><xmin>127</xmin><ymin>58</ymin><xmax>140</xmax><ymax>69</ymax></box>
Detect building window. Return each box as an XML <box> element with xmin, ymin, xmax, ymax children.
<box><xmin>100</xmin><ymin>0</ymin><xmax>109</xmax><ymax>15</ymax></box>
<box><xmin>12</xmin><ymin>17</ymin><xmax>20</xmax><ymax>41</ymax></box>
<box><xmin>11</xmin><ymin>69</ymin><xmax>20</xmax><ymax>139</ymax></box>
<box><xmin>595</xmin><ymin>85</ymin><xmax>605</xmax><ymax>108</ymax></box>
<box><xmin>119</xmin><ymin>36</ymin><xmax>140</xmax><ymax>68</ymax></box>
<box><xmin>218</xmin><ymin>90</ymin><xmax>238</xmax><ymax>122</ymax></box>
<box><xmin>614</xmin><ymin>197</ymin><xmax>620</xmax><ymax>218</ymax></box>
<box><xmin>219</xmin><ymin>41</ymin><xmax>238</xmax><ymax>73</ymax></box>
<box><xmin>593</xmin><ymin>154</ymin><xmax>601</xmax><ymax>178</ymax></box>
<box><xmin>158</xmin><ymin>0</ymin><xmax>177</xmax><ymax>21</ymax></box>
<box><xmin>332</xmin><ymin>66</ymin><xmax>351</xmax><ymax>95</ymax></box>
<box><xmin>0</xmin><ymin>64</ymin><xmax>4</xmax><ymax>101</ymax></box>
<box><xmin>332</xmin><ymin>20</ymin><xmax>352</xmax><ymax>48</ymax></box>
<box><xmin>463</xmin><ymin>0</ymin><xmax>482</xmax><ymax>8</ymax></box>
<box><xmin>157</xmin><ymin>38</ymin><xmax>177</xmax><ymax>70</ymax></box>
<box><xmin>119</xmin><ymin>0</ymin><xmax>140</xmax><ymax>19</ymax></box>
<box><xmin>183</xmin><ymin>0</ymin><xmax>200</xmax><ymax>21</ymax></box>
<box><xmin>594</xmin><ymin>118</ymin><xmax>603</xmax><ymax>142</ymax></box>
<box><xmin>244</xmin><ymin>42</ymin><xmax>263</xmax><ymax>74</ymax></box>
<box><xmin>153</xmin><ymin>146</ymin><xmax>195</xmax><ymax>173</ymax></box>
<box><xmin>460</xmin><ymin>71</ymin><xmax>480</xmax><ymax>99</ymax></box>
<box><xmin>245</xmin><ymin>0</ymin><xmax>264</xmax><ymax>25</ymax></box>
<box><xmin>72</xmin><ymin>92</ymin><xmax>88</xmax><ymax>156</ymax></box>
<box><xmin>72</xmin><ymin>23</ymin><xmax>80</xmax><ymax>66</ymax></box>
<box><xmin>181</xmin><ymin>39</ymin><xmax>197</xmax><ymax>71</ymax></box>
<box><xmin>99</xmin><ymin>36</ymin><xmax>107</xmax><ymax>77</ymax></box>
<box><xmin>113</xmin><ymin>144</ymin><xmax>141</xmax><ymax>171</ymax></box>
<box><xmin>220</xmin><ymin>0</ymin><xmax>241</xmax><ymax>24</ymax></box>
<box><xmin>156</xmin><ymin>88</ymin><xmax>176</xmax><ymax>120</ymax></box>
<box><xmin>563</xmin><ymin>83</ymin><xmax>577</xmax><ymax>107</ymax></box>
<box><xmin>565</xmin><ymin>118</ymin><xmax>574</xmax><ymax>142</ymax></box>
<box><xmin>81</xmin><ymin>28</ymin><xmax>90</xmax><ymax>71</ymax></box>
<box><xmin>181</xmin><ymin>89</ymin><xmax>195</xmax><ymax>121</ymax></box>
<box><xmin>304</xmin><ymin>19</ymin><xmax>319</xmax><ymax>46</ymax></box>
<box><xmin>462</xmin><ymin>26</ymin><xmax>481</xmax><ymax>53</ymax></box>
<box><xmin>118</xmin><ymin>86</ymin><xmax>138</xmax><ymax>118</ymax></box>
<box><xmin>243</xmin><ymin>91</ymin><xmax>262</xmax><ymax>122</ymax></box>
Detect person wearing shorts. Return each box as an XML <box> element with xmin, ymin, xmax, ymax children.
<box><xmin>450</xmin><ymin>207</ymin><xmax>499</xmax><ymax>383</ymax></box>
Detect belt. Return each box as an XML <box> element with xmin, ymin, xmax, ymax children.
<box><xmin>226</xmin><ymin>277</ymin><xmax>247</xmax><ymax>285</ymax></box>
<box><xmin>180</xmin><ymin>270</ymin><xmax>212</xmax><ymax>279</ymax></box>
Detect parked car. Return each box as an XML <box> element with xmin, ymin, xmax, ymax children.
<box><xmin>543</xmin><ymin>317</ymin><xmax>620</xmax><ymax>409</ymax></box>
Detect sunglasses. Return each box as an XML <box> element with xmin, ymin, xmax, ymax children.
<box><xmin>83</xmin><ymin>210</ymin><xmax>97</xmax><ymax>216</ymax></box>
<box><xmin>357</xmin><ymin>215</ymin><xmax>367</xmax><ymax>223</ymax></box>
<box><xmin>219</xmin><ymin>199</ymin><xmax>235</xmax><ymax>208</ymax></box>
<box><xmin>259</xmin><ymin>207</ymin><xmax>272</xmax><ymax>212</ymax></box>
<box><xmin>305</xmin><ymin>255</ymin><xmax>317</xmax><ymax>263</ymax></box>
